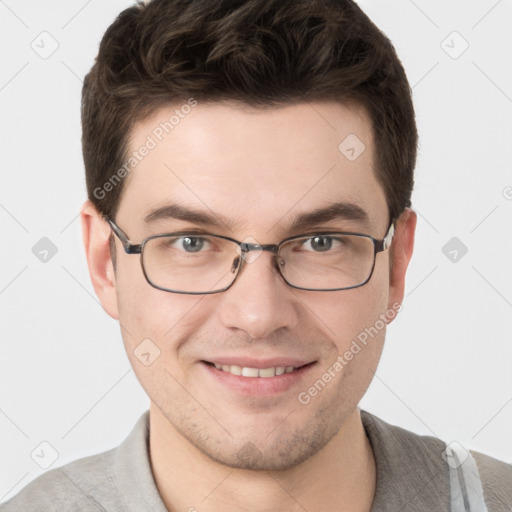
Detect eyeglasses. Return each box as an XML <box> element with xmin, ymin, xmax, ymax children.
<box><xmin>107</xmin><ymin>219</ymin><xmax>395</xmax><ymax>295</ymax></box>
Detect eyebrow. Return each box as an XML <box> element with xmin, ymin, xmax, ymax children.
<box><xmin>289</xmin><ymin>202</ymin><xmax>370</xmax><ymax>232</ymax></box>
<box><xmin>144</xmin><ymin>204</ymin><xmax>240</xmax><ymax>231</ymax></box>
<box><xmin>143</xmin><ymin>201</ymin><xmax>370</xmax><ymax>233</ymax></box>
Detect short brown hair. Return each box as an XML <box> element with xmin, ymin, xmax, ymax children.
<box><xmin>82</xmin><ymin>0</ymin><xmax>417</xmax><ymax>222</ymax></box>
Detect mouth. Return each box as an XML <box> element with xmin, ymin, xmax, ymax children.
<box><xmin>203</xmin><ymin>361</ymin><xmax>313</xmax><ymax>377</ymax></box>
<box><xmin>200</xmin><ymin>359</ymin><xmax>317</xmax><ymax>396</ymax></box>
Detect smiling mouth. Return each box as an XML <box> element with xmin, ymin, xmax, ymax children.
<box><xmin>202</xmin><ymin>361</ymin><xmax>314</xmax><ymax>378</ymax></box>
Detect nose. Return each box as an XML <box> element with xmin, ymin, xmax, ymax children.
<box><xmin>216</xmin><ymin>251</ymin><xmax>300</xmax><ymax>339</ymax></box>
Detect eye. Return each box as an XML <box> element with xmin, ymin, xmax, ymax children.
<box><xmin>170</xmin><ymin>236</ymin><xmax>212</xmax><ymax>253</ymax></box>
<box><xmin>301</xmin><ymin>235</ymin><xmax>341</xmax><ymax>252</ymax></box>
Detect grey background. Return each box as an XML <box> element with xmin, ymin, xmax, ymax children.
<box><xmin>1</xmin><ymin>0</ymin><xmax>511</xmax><ymax>502</ymax></box>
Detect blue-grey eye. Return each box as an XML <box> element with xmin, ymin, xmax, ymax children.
<box><xmin>304</xmin><ymin>236</ymin><xmax>333</xmax><ymax>252</ymax></box>
<box><xmin>181</xmin><ymin>236</ymin><xmax>206</xmax><ymax>252</ymax></box>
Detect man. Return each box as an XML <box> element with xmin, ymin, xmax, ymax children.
<box><xmin>2</xmin><ymin>0</ymin><xmax>510</xmax><ymax>510</ymax></box>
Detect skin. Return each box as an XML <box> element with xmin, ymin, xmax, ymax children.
<box><xmin>81</xmin><ymin>101</ymin><xmax>416</xmax><ymax>512</ymax></box>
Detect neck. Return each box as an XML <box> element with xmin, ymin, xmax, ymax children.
<box><xmin>149</xmin><ymin>403</ymin><xmax>376</xmax><ymax>512</ymax></box>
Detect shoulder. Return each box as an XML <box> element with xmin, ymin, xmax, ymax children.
<box><xmin>360</xmin><ymin>409</ymin><xmax>512</xmax><ymax>510</ymax></box>
<box><xmin>0</xmin><ymin>412</ymin><xmax>158</xmax><ymax>512</ymax></box>
<box><xmin>471</xmin><ymin>449</ymin><xmax>512</xmax><ymax>509</ymax></box>
<box><xmin>0</xmin><ymin>447</ymin><xmax>121</xmax><ymax>512</ymax></box>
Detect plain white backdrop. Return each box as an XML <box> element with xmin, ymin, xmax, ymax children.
<box><xmin>1</xmin><ymin>0</ymin><xmax>511</xmax><ymax>502</ymax></box>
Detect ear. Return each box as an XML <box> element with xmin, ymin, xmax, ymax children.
<box><xmin>80</xmin><ymin>200</ymin><xmax>119</xmax><ymax>319</ymax></box>
<box><xmin>387</xmin><ymin>207</ymin><xmax>417</xmax><ymax>319</ymax></box>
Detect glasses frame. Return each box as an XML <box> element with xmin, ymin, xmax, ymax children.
<box><xmin>107</xmin><ymin>218</ymin><xmax>395</xmax><ymax>295</ymax></box>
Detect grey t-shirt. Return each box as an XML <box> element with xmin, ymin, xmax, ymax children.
<box><xmin>1</xmin><ymin>409</ymin><xmax>511</xmax><ymax>511</ymax></box>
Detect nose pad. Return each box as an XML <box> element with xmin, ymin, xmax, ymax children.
<box><xmin>274</xmin><ymin>256</ymin><xmax>285</xmax><ymax>274</ymax></box>
<box><xmin>230</xmin><ymin>256</ymin><xmax>241</xmax><ymax>274</ymax></box>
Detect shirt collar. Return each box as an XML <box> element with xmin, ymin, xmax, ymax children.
<box><xmin>360</xmin><ymin>409</ymin><xmax>451</xmax><ymax>511</ymax></box>
<box><xmin>114</xmin><ymin>411</ymin><xmax>168</xmax><ymax>512</ymax></box>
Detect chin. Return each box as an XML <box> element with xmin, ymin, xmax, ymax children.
<box><xmin>170</xmin><ymin>408</ymin><xmax>341</xmax><ymax>471</ymax></box>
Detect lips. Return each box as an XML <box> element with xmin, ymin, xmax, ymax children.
<box><xmin>202</xmin><ymin>359</ymin><xmax>315</xmax><ymax>378</ymax></box>
<box><xmin>201</xmin><ymin>359</ymin><xmax>317</xmax><ymax>395</ymax></box>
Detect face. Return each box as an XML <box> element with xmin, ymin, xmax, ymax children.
<box><xmin>83</xmin><ymin>100</ymin><xmax>415</xmax><ymax>471</ymax></box>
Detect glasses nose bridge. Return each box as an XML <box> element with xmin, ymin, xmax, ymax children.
<box><xmin>239</xmin><ymin>242</ymin><xmax>279</xmax><ymax>254</ymax></box>
<box><xmin>235</xmin><ymin>242</ymin><xmax>282</xmax><ymax>277</ymax></box>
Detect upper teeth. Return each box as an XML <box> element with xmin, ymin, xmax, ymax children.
<box><xmin>214</xmin><ymin>364</ymin><xmax>296</xmax><ymax>377</ymax></box>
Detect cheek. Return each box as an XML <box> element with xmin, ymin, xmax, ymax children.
<box><xmin>303</xmin><ymin>270</ymin><xmax>389</xmax><ymax>351</ymax></box>
<box><xmin>114</xmin><ymin>258</ymin><xmax>213</xmax><ymax>359</ymax></box>
<box><xmin>336</xmin><ymin>267</ymin><xmax>390</xmax><ymax>376</ymax></box>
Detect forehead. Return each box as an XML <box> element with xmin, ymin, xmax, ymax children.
<box><xmin>117</xmin><ymin>101</ymin><xmax>387</xmax><ymax>236</ymax></box>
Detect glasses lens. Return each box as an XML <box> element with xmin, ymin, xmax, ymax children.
<box><xmin>141</xmin><ymin>232</ymin><xmax>376</xmax><ymax>294</ymax></box>
<box><xmin>142</xmin><ymin>234</ymin><xmax>239</xmax><ymax>293</ymax></box>
<box><xmin>278</xmin><ymin>234</ymin><xmax>375</xmax><ymax>290</ymax></box>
